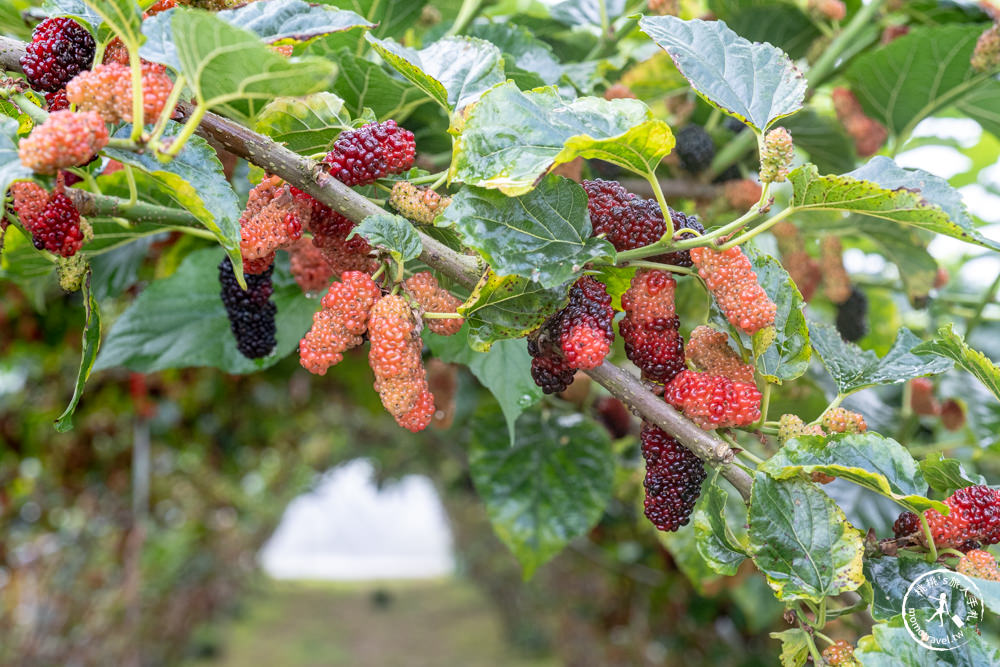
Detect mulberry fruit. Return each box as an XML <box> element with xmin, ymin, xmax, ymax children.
<box><xmin>368</xmin><ymin>294</ymin><xmax>435</xmax><ymax>429</ymax></box>
<box><xmin>647</xmin><ymin>0</ymin><xmax>678</xmax><ymax>16</ymax></box>
<box><xmin>921</xmin><ymin>485</ymin><xmax>1000</xmax><ymax>549</ymax></box>
<box><xmin>17</xmin><ymin>187</ymin><xmax>85</xmax><ymax>257</ymax></box>
<box><xmin>322</xmin><ymin>120</ymin><xmax>416</xmax><ymax>186</ymax></box>
<box><xmin>21</xmin><ymin>17</ymin><xmax>95</xmax><ymax>92</ymax></box>
<box><xmin>777</xmin><ymin>414</ymin><xmax>824</xmax><ymax>442</ymax></box>
<box><xmin>596</xmin><ymin>396</ymin><xmax>632</xmax><ymax>439</ymax></box>
<box><xmin>821</xmin><ymin>640</ymin><xmax>855</xmax><ymax>666</ymax></box>
<box><xmin>783</xmin><ymin>250</ymin><xmax>821</xmax><ymax>302</ymax></box>
<box><xmin>293</xmin><ymin>188</ymin><xmax>378</xmax><ymax>275</ymax></box>
<box><xmin>396</xmin><ymin>387</ymin><xmax>435</xmax><ymax>433</ymax></box>
<box><xmin>404</xmin><ymin>271</ymin><xmax>464</xmax><ymax>336</ymax></box>
<box><xmin>219</xmin><ymin>256</ymin><xmax>277</xmax><ymax>359</ymax></box>
<box><xmin>57</xmin><ymin>250</ymin><xmax>89</xmax><ymax>292</ymax></box>
<box><xmin>759</xmin><ymin>127</ymin><xmax>794</xmax><ymax>184</ymax></box>
<box><xmin>893</xmin><ymin>511</ymin><xmax>921</xmax><ymax>539</ymax></box>
<box><xmin>604</xmin><ymin>83</ymin><xmax>637</xmax><ymax>100</ymax></box>
<box><xmin>941</xmin><ymin>399</ymin><xmax>966</xmax><ymax>431</ymax></box>
<box><xmin>620</xmin><ymin>269</ymin><xmax>685</xmax><ymax>383</ymax></box>
<box><xmin>19</xmin><ymin>110</ymin><xmax>108</xmax><ymax>174</ymax></box>
<box><xmin>45</xmin><ymin>89</ymin><xmax>70</xmax><ymax>112</ymax></box>
<box><xmin>835</xmin><ymin>287</ymin><xmax>869</xmax><ymax>343</ymax></box>
<box><xmin>238</xmin><ymin>177</ymin><xmax>309</xmax><ymax>264</ymax></box>
<box><xmin>690</xmin><ymin>246</ymin><xmax>776</xmax><ymax>334</ymax></box>
<box><xmin>821</xmin><ymin>408</ymin><xmax>866</xmax><ymax>434</ymax></box>
<box><xmin>957</xmin><ymin>550</ymin><xmax>1000</xmax><ymax>581</ymax></box>
<box><xmin>972</xmin><ymin>24</ymin><xmax>1000</xmax><ymax>72</ymax></box>
<box><xmin>528</xmin><ymin>277</ymin><xmax>613</xmax><ymax>392</ymax></box>
<box><xmin>909</xmin><ymin>377</ymin><xmax>940</xmax><ymax>416</ymax></box>
<box><xmin>820</xmin><ymin>236</ymin><xmax>851</xmax><ymax>304</ymax></box>
<box><xmin>299</xmin><ymin>271</ymin><xmax>380</xmax><ymax>375</ymax></box>
<box><xmin>67</xmin><ymin>62</ymin><xmax>174</xmax><ymax>124</ymax></box>
<box><xmin>685</xmin><ymin>325</ymin><xmax>754</xmax><ymax>384</ymax></box>
<box><xmin>832</xmin><ymin>87</ymin><xmax>888</xmax><ymax>157</ymax></box>
<box><xmin>641</xmin><ymin>422</ymin><xmax>706</xmax><ymax>531</ymax></box>
<box><xmin>288</xmin><ymin>237</ymin><xmax>335</xmax><ymax>293</ymax></box>
<box><xmin>664</xmin><ymin>370</ymin><xmax>762</xmax><ymax>430</ymax></box>
<box><xmin>389</xmin><ymin>181</ymin><xmax>451</xmax><ymax>224</ymax></box>
<box><xmin>809</xmin><ymin>0</ymin><xmax>847</xmax><ymax>21</ymax></box>
<box><xmin>723</xmin><ymin>179</ymin><xmax>763</xmax><ymax>211</ymax></box>
<box><xmin>674</xmin><ymin>125</ymin><xmax>715</xmax><ymax>173</ymax></box>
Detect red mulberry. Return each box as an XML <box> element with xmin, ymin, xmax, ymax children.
<box><xmin>292</xmin><ymin>187</ymin><xmax>378</xmax><ymax>275</ymax></box>
<box><xmin>322</xmin><ymin>120</ymin><xmax>416</xmax><ymax>186</ymax></box>
<box><xmin>664</xmin><ymin>370</ymin><xmax>762</xmax><ymax>430</ymax></box>
<box><xmin>299</xmin><ymin>271</ymin><xmax>380</xmax><ymax>375</ymax></box>
<box><xmin>21</xmin><ymin>17</ymin><xmax>95</xmax><ymax>92</ymax></box>
<box><xmin>368</xmin><ymin>294</ymin><xmax>435</xmax><ymax>430</ymax></box>
<box><xmin>19</xmin><ymin>110</ymin><xmax>108</xmax><ymax>174</ymax></box>
<box><xmin>238</xmin><ymin>177</ymin><xmax>309</xmax><ymax>264</ymax></box>
<box><xmin>16</xmin><ymin>186</ymin><xmax>85</xmax><ymax>257</ymax></box>
<box><xmin>920</xmin><ymin>485</ymin><xmax>1000</xmax><ymax>549</ymax></box>
<box><xmin>404</xmin><ymin>271</ymin><xmax>464</xmax><ymax>336</ymax></box>
<box><xmin>67</xmin><ymin>62</ymin><xmax>173</xmax><ymax>124</ymax></box>
<box><xmin>219</xmin><ymin>256</ymin><xmax>277</xmax><ymax>359</ymax></box>
<box><xmin>685</xmin><ymin>325</ymin><xmax>754</xmax><ymax>385</ymax></box>
<box><xmin>941</xmin><ymin>399</ymin><xmax>966</xmax><ymax>431</ymax></box>
<box><xmin>620</xmin><ymin>269</ymin><xmax>685</xmax><ymax>383</ymax></box>
<box><xmin>832</xmin><ymin>88</ymin><xmax>888</xmax><ymax>158</ymax></box>
<box><xmin>909</xmin><ymin>377</ymin><xmax>940</xmax><ymax>416</ymax></box>
<box><xmin>45</xmin><ymin>89</ymin><xmax>70</xmax><ymax>112</ymax></box>
<box><xmin>288</xmin><ymin>238</ymin><xmax>335</xmax><ymax>293</ymax></box>
<box><xmin>690</xmin><ymin>246</ymin><xmax>776</xmax><ymax>334</ymax></box>
<box><xmin>893</xmin><ymin>511</ymin><xmax>921</xmax><ymax>539</ymax></box>
<box><xmin>641</xmin><ymin>422</ymin><xmax>706</xmax><ymax>531</ymax></box>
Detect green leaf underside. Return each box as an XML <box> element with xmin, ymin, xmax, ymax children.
<box><xmin>638</xmin><ymin>16</ymin><xmax>806</xmax><ymax>131</ymax></box>
<box><xmin>761</xmin><ymin>432</ymin><xmax>946</xmax><ymax>513</ymax></box>
<box><xmin>438</xmin><ymin>176</ymin><xmax>613</xmax><ymax>289</ymax></box>
<box><xmin>351</xmin><ymin>213</ymin><xmax>422</xmax><ymax>264</ymax></box>
<box><xmin>459</xmin><ymin>270</ymin><xmax>570</xmax><ymax>352</ymax></box>
<box><xmin>255</xmin><ymin>92</ymin><xmax>354</xmax><ymax>154</ymax></box>
<box><xmin>748</xmin><ymin>473</ymin><xmax>864</xmax><ymax>602</ymax></box>
<box><xmin>470</xmin><ymin>406</ymin><xmax>614</xmax><ymax>578</ymax></box>
<box><xmin>919</xmin><ymin>453</ymin><xmax>987</xmax><ymax>497</ymax></box>
<box><xmin>846</xmin><ymin>24</ymin><xmax>990</xmax><ymax>140</ymax></box>
<box><xmin>103</xmin><ymin>122</ymin><xmax>243</xmax><ymax>276</ymax></box>
<box><xmin>856</xmin><ymin>615</ymin><xmax>1000</xmax><ymax>666</ymax></box>
<box><xmin>789</xmin><ymin>159</ymin><xmax>1000</xmax><ymax>252</ymax></box>
<box><xmin>452</xmin><ymin>82</ymin><xmax>674</xmax><ymax>195</ymax></box>
<box><xmin>809</xmin><ymin>322</ymin><xmax>952</xmax><ymax>395</ymax></box>
<box><xmin>95</xmin><ymin>248</ymin><xmax>316</xmax><ymax>374</ymax></box>
<box><xmin>366</xmin><ymin>34</ymin><xmax>505</xmax><ymax>112</ymax></box>
<box><xmin>168</xmin><ymin>8</ymin><xmax>337</xmax><ymax>123</ymax></box>
<box><xmin>218</xmin><ymin>0</ymin><xmax>373</xmax><ymax>43</ymax></box>
<box><xmin>692</xmin><ymin>471</ymin><xmax>747</xmax><ymax>576</ymax></box>
<box><xmin>0</xmin><ymin>117</ymin><xmax>32</xmax><ymax>198</ymax></box>
<box><xmin>54</xmin><ymin>271</ymin><xmax>100</xmax><ymax>432</ymax></box>
<box><xmin>913</xmin><ymin>325</ymin><xmax>1000</xmax><ymax>404</ymax></box>
<box><xmin>41</xmin><ymin>0</ymin><xmax>104</xmax><ymax>30</ymax></box>
<box><xmin>550</xmin><ymin>0</ymin><xmax>625</xmax><ymax>28</ymax></box>
<box><xmin>750</xmin><ymin>255</ymin><xmax>810</xmax><ymax>383</ymax></box>
<box><xmin>424</xmin><ymin>326</ymin><xmax>542</xmax><ymax>444</ymax></box>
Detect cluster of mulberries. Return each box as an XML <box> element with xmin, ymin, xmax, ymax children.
<box><xmin>582</xmin><ymin>179</ymin><xmax>704</xmax><ymax>266</ymax></box>
<box><xmin>832</xmin><ymin>88</ymin><xmax>888</xmax><ymax>157</ymax></box>
<box><xmin>686</xmin><ymin>326</ymin><xmax>755</xmax><ymax>384</ymax></box>
<box><xmin>674</xmin><ymin>125</ymin><xmax>715</xmax><ymax>173</ymax></box>
<box><xmin>389</xmin><ymin>181</ymin><xmax>451</xmax><ymax>224</ymax></box>
<box><xmin>368</xmin><ymin>294</ymin><xmax>435</xmax><ymax>432</ymax></box>
<box><xmin>18</xmin><ymin>110</ymin><xmax>108</xmax><ymax>174</ymax></box>
<box><xmin>820</xmin><ymin>640</ymin><xmax>855</xmax><ymax>667</ymax></box>
<box><xmin>664</xmin><ymin>370</ymin><xmax>762</xmax><ymax>430</ymax></box>
<box><xmin>219</xmin><ymin>257</ymin><xmax>277</xmax><ymax>359</ymax></box>
<box><xmin>776</xmin><ymin>414</ymin><xmax>825</xmax><ymax>442</ymax></box>
<box><xmin>299</xmin><ymin>271</ymin><xmax>380</xmax><ymax>375</ymax></box>
<box><xmin>820</xmin><ymin>236</ymin><xmax>851</xmax><ymax>304</ymax></box>
<box><xmin>972</xmin><ymin>24</ymin><xmax>1000</xmax><ymax>72</ymax></box>
<box><xmin>758</xmin><ymin>127</ymin><xmax>794</xmax><ymax>184</ymax></box>
<box><xmin>821</xmin><ymin>407</ymin><xmax>867</xmax><ymax>433</ymax></box>
<box><xmin>404</xmin><ymin>271</ymin><xmax>464</xmax><ymax>336</ymax></box>
<box><xmin>287</xmin><ymin>238</ymin><xmax>335</xmax><ymax>293</ymax></box>
<box><xmin>835</xmin><ymin>286</ymin><xmax>869</xmax><ymax>342</ymax></box>
<box><xmin>20</xmin><ymin>17</ymin><xmax>95</xmax><ymax>92</ymax></box>
<box><xmin>619</xmin><ymin>269</ymin><xmax>685</xmax><ymax>383</ymax></box>
<box><xmin>640</xmin><ymin>422</ymin><xmax>706</xmax><ymax>531</ymax></box>
<box><xmin>238</xmin><ymin>176</ymin><xmax>312</xmax><ymax>269</ymax></box>
<box><xmin>292</xmin><ymin>187</ymin><xmax>379</xmax><ymax>276</ymax></box>
<box><xmin>12</xmin><ymin>181</ymin><xmax>86</xmax><ymax>257</ymax></box>
<box><xmin>957</xmin><ymin>550</ymin><xmax>1000</xmax><ymax>581</ymax></box>
<box><xmin>322</xmin><ymin>120</ymin><xmax>416</xmax><ymax>186</ymax></box>
<box><xmin>67</xmin><ymin>61</ymin><xmax>174</xmax><ymax>124</ymax></box>
<box><xmin>772</xmin><ymin>221</ymin><xmax>821</xmax><ymax>302</ymax></box>
<box><xmin>529</xmin><ymin>277</ymin><xmax>614</xmax><ymax>393</ymax></box>
<box><xmin>912</xmin><ymin>485</ymin><xmax>1000</xmax><ymax>550</ymax></box>
<box><xmin>909</xmin><ymin>377</ymin><xmax>941</xmax><ymax>416</ymax></box>
<box><xmin>690</xmin><ymin>246</ymin><xmax>776</xmax><ymax>334</ymax></box>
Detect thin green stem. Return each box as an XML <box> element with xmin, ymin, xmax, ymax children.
<box><xmin>939</xmin><ymin>548</ymin><xmax>965</xmax><ymax>560</ymax></box>
<box><xmin>965</xmin><ymin>271</ymin><xmax>1000</xmax><ymax>340</ymax></box>
<box><xmin>106</xmin><ymin>137</ymin><xmax>139</xmax><ymax>150</ymax></box>
<box><xmin>717</xmin><ymin>206</ymin><xmax>795</xmax><ymax>250</ymax></box>
<box><xmin>645</xmin><ymin>170</ymin><xmax>671</xmax><ymax>223</ymax></box>
<box><xmin>757</xmin><ymin>383</ymin><xmax>773</xmax><ymax>427</ymax></box>
<box><xmin>147</xmin><ymin>74</ymin><xmax>187</xmax><ymax>148</ymax></box>
<box><xmin>429</xmin><ymin>170</ymin><xmax>448</xmax><ymax>191</ymax></box>
<box><xmin>735</xmin><ymin>447</ymin><xmax>764</xmax><ymax>466</ymax></box>
<box><xmin>814</xmin><ymin>631</ymin><xmax>835</xmax><ymax>646</ymax></box>
<box><xmin>810</xmin><ymin>393</ymin><xmax>846</xmax><ymax>427</ymax></box>
<box><xmin>371</xmin><ymin>263</ymin><xmax>386</xmax><ymax>281</ymax></box>
<box><xmin>826</xmin><ymin>597</ymin><xmax>869</xmax><ymax>620</ymax></box>
<box><xmin>616</xmin><ymin>260</ymin><xmax>694</xmax><ymax>275</ymax></box>
<box><xmin>128</xmin><ymin>49</ymin><xmax>144</xmax><ymax>142</ymax></box>
<box><xmin>8</xmin><ymin>92</ymin><xmax>49</xmax><ymax>125</ymax></box>
<box><xmin>804</xmin><ymin>632</ymin><xmax>824</xmax><ymax>665</ymax></box>
<box><xmin>422</xmin><ymin>311</ymin><xmax>464</xmax><ymax>319</ymax></box>
<box><xmin>918</xmin><ymin>511</ymin><xmax>939</xmax><ymax>564</ymax></box>
<box><xmin>444</xmin><ymin>0</ymin><xmax>484</xmax><ymax>37</ymax></box>
<box><xmin>124</xmin><ymin>165</ymin><xmax>138</xmax><ymax>206</ymax></box>
<box><xmin>160</xmin><ymin>104</ymin><xmax>205</xmax><ymax>158</ymax></box>
<box><xmin>404</xmin><ymin>171</ymin><xmax>447</xmax><ymax>186</ymax></box>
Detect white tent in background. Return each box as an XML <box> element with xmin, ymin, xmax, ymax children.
<box><xmin>259</xmin><ymin>459</ymin><xmax>454</xmax><ymax>580</ymax></box>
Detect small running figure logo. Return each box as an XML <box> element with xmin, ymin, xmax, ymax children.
<box><xmin>902</xmin><ymin>569</ymin><xmax>985</xmax><ymax>651</ymax></box>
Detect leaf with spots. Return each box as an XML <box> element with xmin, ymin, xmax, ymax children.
<box><xmin>459</xmin><ymin>270</ymin><xmax>570</xmax><ymax>352</ymax></box>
